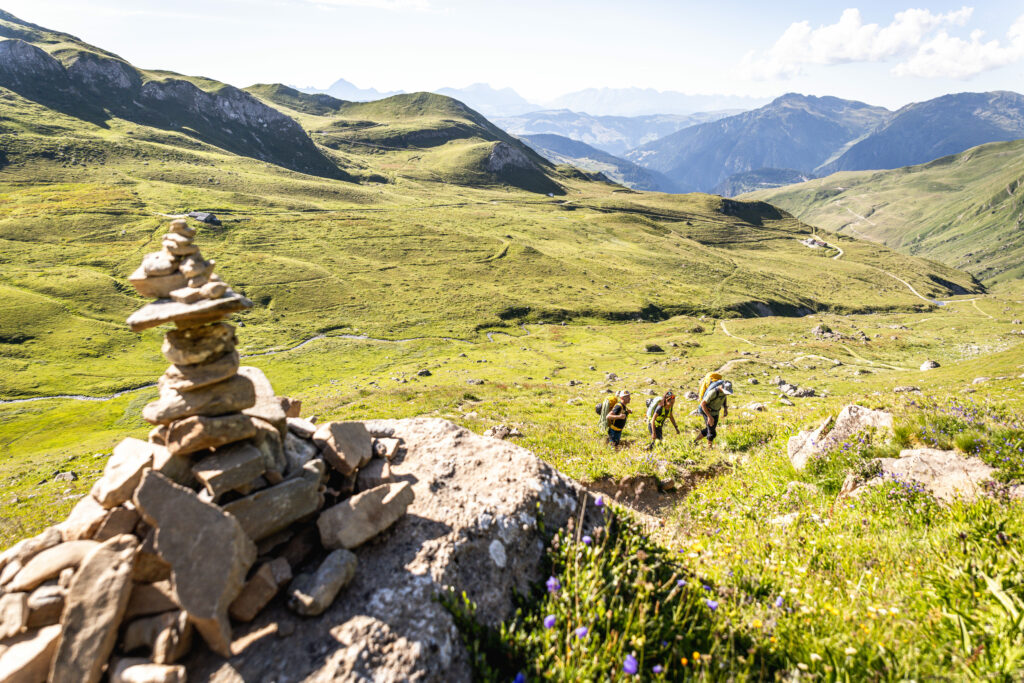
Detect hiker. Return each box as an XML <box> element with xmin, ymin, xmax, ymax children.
<box><xmin>606</xmin><ymin>390</ymin><xmax>631</xmax><ymax>447</ymax></box>
<box><xmin>695</xmin><ymin>379</ymin><xmax>733</xmax><ymax>446</ymax></box>
<box><xmin>645</xmin><ymin>390</ymin><xmax>679</xmax><ymax>449</ymax></box>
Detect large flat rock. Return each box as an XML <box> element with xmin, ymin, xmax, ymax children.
<box><xmin>127</xmin><ymin>292</ymin><xmax>252</xmax><ymax>332</ymax></box>
<box><xmin>184</xmin><ymin>418</ymin><xmax>584</xmax><ymax>682</ymax></box>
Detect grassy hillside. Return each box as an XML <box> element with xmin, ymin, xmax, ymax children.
<box><xmin>744</xmin><ymin>138</ymin><xmax>1024</xmax><ymax>284</ymax></box>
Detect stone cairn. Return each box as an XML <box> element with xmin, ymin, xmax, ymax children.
<box><xmin>0</xmin><ymin>220</ymin><xmax>414</xmax><ymax>683</ymax></box>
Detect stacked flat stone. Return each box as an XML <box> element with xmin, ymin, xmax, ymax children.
<box><xmin>0</xmin><ymin>219</ymin><xmax>415</xmax><ymax>682</ymax></box>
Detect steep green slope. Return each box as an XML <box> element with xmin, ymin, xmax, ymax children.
<box><xmin>744</xmin><ymin>138</ymin><xmax>1024</xmax><ymax>283</ymax></box>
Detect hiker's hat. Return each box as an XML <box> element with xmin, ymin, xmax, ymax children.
<box><xmin>617</xmin><ymin>390</ymin><xmax>631</xmax><ymax>398</ymax></box>
<box><xmin>664</xmin><ymin>389</ymin><xmax>675</xmax><ymax>398</ymax></box>
<box><xmin>720</xmin><ymin>380</ymin><xmax>734</xmax><ymax>395</ymax></box>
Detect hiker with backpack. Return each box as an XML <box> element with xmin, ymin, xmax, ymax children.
<box><xmin>598</xmin><ymin>390</ymin><xmax>632</xmax><ymax>447</ymax></box>
<box><xmin>694</xmin><ymin>378</ymin><xmax>733</xmax><ymax>446</ymax></box>
<box><xmin>644</xmin><ymin>390</ymin><xmax>679</xmax><ymax>449</ymax></box>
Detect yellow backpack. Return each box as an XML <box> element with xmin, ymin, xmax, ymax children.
<box><xmin>697</xmin><ymin>372</ymin><xmax>722</xmax><ymax>401</ymax></box>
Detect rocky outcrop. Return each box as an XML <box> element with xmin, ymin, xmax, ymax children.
<box><xmin>839</xmin><ymin>448</ymin><xmax>1002</xmax><ymax>503</ymax></box>
<box><xmin>788</xmin><ymin>404</ymin><xmax>894</xmax><ymax>470</ymax></box>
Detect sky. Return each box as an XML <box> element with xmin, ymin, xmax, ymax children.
<box><xmin>4</xmin><ymin>0</ymin><xmax>1023</xmax><ymax>109</ymax></box>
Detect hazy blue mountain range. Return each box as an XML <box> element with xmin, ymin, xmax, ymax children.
<box><xmin>818</xmin><ymin>91</ymin><xmax>1024</xmax><ymax>174</ymax></box>
<box><xmin>298</xmin><ymin>77</ymin><xmax>403</xmax><ymax>102</ymax></box>
<box><xmin>518</xmin><ymin>133</ymin><xmax>677</xmax><ymax>192</ymax></box>
<box><xmin>543</xmin><ymin>88</ymin><xmax>770</xmax><ymax>116</ymax></box>
<box><xmin>434</xmin><ymin>83</ymin><xmax>540</xmax><ymax>117</ymax></box>
<box><xmin>625</xmin><ymin>94</ymin><xmax>889</xmax><ymax>193</ymax></box>
<box><xmin>493</xmin><ymin>109</ymin><xmax>739</xmax><ymax>156</ymax></box>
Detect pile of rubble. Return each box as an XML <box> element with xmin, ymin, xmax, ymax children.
<box><xmin>0</xmin><ymin>221</ymin><xmax>415</xmax><ymax>682</ymax></box>
<box><xmin>771</xmin><ymin>376</ymin><xmax>816</xmax><ymax>398</ymax></box>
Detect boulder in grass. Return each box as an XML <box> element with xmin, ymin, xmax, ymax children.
<box><xmin>920</xmin><ymin>360</ymin><xmax>940</xmax><ymax>371</ymax></box>
<box><xmin>841</xmin><ymin>448</ymin><xmax>997</xmax><ymax>504</ymax></box>
<box><xmin>788</xmin><ymin>404</ymin><xmax>893</xmax><ymax>471</ymax></box>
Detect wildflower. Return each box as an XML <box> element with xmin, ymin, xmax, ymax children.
<box><xmin>693</xmin><ymin>651</ymin><xmax>700</xmax><ymax>660</ymax></box>
<box><xmin>623</xmin><ymin>654</ymin><xmax>639</xmax><ymax>675</ymax></box>
<box><xmin>594</xmin><ymin>495</ymin><xmax>604</xmax><ymax>507</ymax></box>
<box><xmin>574</xmin><ymin>626</ymin><xmax>589</xmax><ymax>638</ymax></box>
<box><xmin>775</xmin><ymin>596</ymin><xmax>785</xmax><ymax>608</ymax></box>
<box><xmin>751</xmin><ymin>619</ymin><xmax>762</xmax><ymax>628</ymax></box>
<box><xmin>706</xmin><ymin>599</ymin><xmax>719</xmax><ymax>611</ymax></box>
<box><xmin>702</xmin><ymin>584</ymin><xmax>712</xmax><ymax>592</ymax></box>
<box><xmin>844</xmin><ymin>647</ymin><xmax>857</xmax><ymax>655</ymax></box>
<box><xmin>546</xmin><ymin>576</ymin><xmax>561</xmax><ymax>593</ymax></box>
<box><xmin>513</xmin><ymin>674</ymin><xmax>526</xmax><ymax>683</ymax></box>
<box><xmin>797</xmin><ymin>663</ymin><xmax>808</xmax><ymax>671</ymax></box>
<box><xmin>677</xmin><ymin>579</ymin><xmax>686</xmax><ymax>587</ymax></box>
<box><xmin>652</xmin><ymin>665</ymin><xmax>663</xmax><ymax>674</ymax></box>
<box><xmin>543</xmin><ymin>614</ymin><xmax>556</xmax><ymax>629</ymax></box>
<box><xmin>582</xmin><ymin>535</ymin><xmax>593</xmax><ymax>545</ymax></box>
<box><xmin>810</xmin><ymin>653</ymin><xmax>822</xmax><ymax>662</ymax></box>
<box><xmin>680</xmin><ymin>657</ymin><xmax>689</xmax><ymax>666</ymax></box>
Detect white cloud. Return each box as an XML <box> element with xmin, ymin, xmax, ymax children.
<box><xmin>737</xmin><ymin>6</ymin><xmax>1019</xmax><ymax>80</ymax></box>
<box><xmin>892</xmin><ymin>15</ymin><xmax>1024</xmax><ymax>78</ymax></box>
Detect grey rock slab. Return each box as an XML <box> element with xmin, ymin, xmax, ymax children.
<box><xmin>286</xmin><ymin>417</ymin><xmax>316</xmax><ymax>439</ymax></box>
<box><xmin>122</xmin><ymin>610</ymin><xmax>192</xmax><ymax>664</ymax></box>
<box><xmin>283</xmin><ymin>431</ymin><xmax>318</xmax><ymax>478</ymax></box>
<box><xmin>0</xmin><ymin>527</ymin><xmax>61</xmax><ymax>584</ymax></box>
<box><xmin>287</xmin><ymin>548</ymin><xmax>357</xmax><ymax>617</ymax></box>
<box><xmin>313</xmin><ymin>422</ymin><xmax>372</xmax><ymax>477</ymax></box>
<box><xmin>249</xmin><ymin>416</ymin><xmax>287</xmax><ymax>482</ymax></box>
<box><xmin>221</xmin><ymin>461</ymin><xmax>324</xmax><ymax>542</ymax></box>
<box><xmin>238</xmin><ymin>366</ymin><xmax>287</xmax><ymax>436</ymax></box>
<box><xmin>143</xmin><ymin>373</ymin><xmax>256</xmax><ymax>425</ymax></box>
<box><xmin>25</xmin><ymin>584</ymin><xmax>64</xmax><ymax>629</ymax></box>
<box><xmin>92</xmin><ymin>437</ymin><xmax>154</xmax><ymax>508</ymax></box>
<box><xmin>162</xmin><ymin>323</ymin><xmax>236</xmax><ymax>366</ymax></box>
<box><xmin>141</xmin><ymin>251</ymin><xmax>178</xmax><ymax>277</ymax></box>
<box><xmin>0</xmin><ymin>591</ymin><xmax>28</xmax><ymax>639</ymax></box>
<box><xmin>110</xmin><ymin>658</ymin><xmax>187</xmax><ymax>683</ymax></box>
<box><xmin>183</xmin><ymin>418</ymin><xmax>584</xmax><ymax>682</ymax></box>
<box><xmin>164</xmin><ymin>413</ymin><xmax>258</xmax><ymax>457</ymax></box>
<box><xmin>372</xmin><ymin>437</ymin><xmax>401</xmax><ymax>459</ymax></box>
<box><xmin>58</xmin><ymin>494</ymin><xmax>109</xmax><ymax>541</ymax></box>
<box><xmin>318</xmin><ymin>481</ymin><xmax>414</xmax><ymax>550</ymax></box>
<box><xmin>50</xmin><ymin>534</ymin><xmax>138</xmax><ymax>683</ymax></box>
<box><xmin>8</xmin><ymin>540</ymin><xmax>100</xmax><ymax>592</ymax></box>
<box><xmin>124</xmin><ymin>580</ymin><xmax>177</xmax><ymax>620</ymax></box>
<box><xmin>0</xmin><ymin>624</ymin><xmax>61</xmax><ymax>683</ymax></box>
<box><xmin>129</xmin><ymin>267</ymin><xmax>187</xmax><ymax>300</ymax></box>
<box><xmin>168</xmin><ymin>286</ymin><xmax>204</xmax><ymax>305</ymax></box>
<box><xmin>191</xmin><ymin>442</ymin><xmax>266</xmax><ymax>498</ymax></box>
<box><xmin>133</xmin><ymin>471</ymin><xmax>256</xmax><ymax>657</ymax></box>
<box><xmin>788</xmin><ymin>404</ymin><xmax>893</xmax><ymax>471</ymax></box>
<box><xmin>228</xmin><ymin>557</ymin><xmax>292</xmax><ymax>623</ymax></box>
<box><xmin>127</xmin><ymin>291</ymin><xmax>252</xmax><ymax>332</ymax></box>
<box><xmin>843</xmin><ymin>448</ymin><xmax>997</xmax><ymax>503</ymax></box>
<box><xmin>356</xmin><ymin>458</ymin><xmax>392</xmax><ymax>491</ymax></box>
<box><xmin>94</xmin><ymin>506</ymin><xmax>141</xmax><ymax>542</ymax></box>
<box><xmin>158</xmin><ymin>349</ymin><xmax>240</xmax><ymax>393</ymax></box>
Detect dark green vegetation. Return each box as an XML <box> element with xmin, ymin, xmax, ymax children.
<box><xmin>744</xmin><ymin>138</ymin><xmax>1024</xmax><ymax>284</ymax></box>
<box><xmin>713</xmin><ymin>168</ymin><xmax>809</xmax><ymax>197</ymax></box>
<box><xmin>625</xmin><ymin>94</ymin><xmax>889</xmax><ymax>193</ymax></box>
<box><xmin>519</xmin><ymin>133</ymin><xmax>676</xmax><ymax>192</ymax></box>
